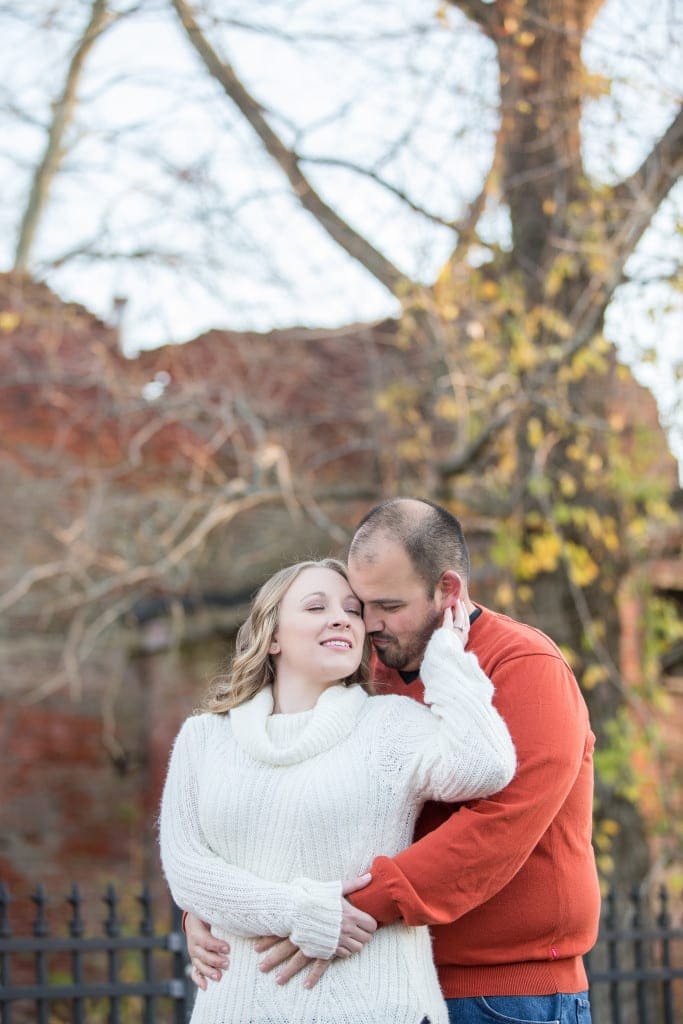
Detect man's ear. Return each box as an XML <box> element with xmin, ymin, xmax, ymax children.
<box><xmin>436</xmin><ymin>570</ymin><xmax>463</xmax><ymax>610</ymax></box>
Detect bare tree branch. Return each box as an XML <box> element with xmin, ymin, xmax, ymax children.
<box><xmin>556</xmin><ymin>111</ymin><xmax>682</xmax><ymax>368</ymax></box>
<box><xmin>610</xmin><ymin>105</ymin><xmax>683</xmax><ymax>244</ymax></box>
<box><xmin>13</xmin><ymin>0</ymin><xmax>115</xmax><ymax>271</ymax></box>
<box><xmin>171</xmin><ymin>0</ymin><xmax>408</xmax><ymax>295</ymax></box>
<box><xmin>0</xmin><ymin>561</ymin><xmax>71</xmax><ymax>614</ymax></box>
<box><xmin>443</xmin><ymin>163</ymin><xmax>497</xmax><ymax>269</ymax></box>
<box><xmin>438</xmin><ymin>403</ymin><xmax>519</xmax><ymax>477</ymax></box>
<box><xmin>300</xmin><ymin>154</ymin><xmax>461</xmax><ymax>230</ymax></box>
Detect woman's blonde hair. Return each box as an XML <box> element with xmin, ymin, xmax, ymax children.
<box><xmin>200</xmin><ymin>558</ymin><xmax>372</xmax><ymax>714</ymax></box>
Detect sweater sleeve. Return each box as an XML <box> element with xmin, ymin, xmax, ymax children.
<box><xmin>350</xmin><ymin>651</ymin><xmax>590</xmax><ymax>927</ymax></box>
<box><xmin>406</xmin><ymin>627</ymin><xmax>516</xmax><ymax>802</ymax></box>
<box><xmin>159</xmin><ymin>716</ymin><xmax>343</xmax><ymax>958</ymax></box>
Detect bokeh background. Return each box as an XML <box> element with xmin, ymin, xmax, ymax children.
<box><xmin>1</xmin><ymin>0</ymin><xmax>682</xmax><ymax>971</ymax></box>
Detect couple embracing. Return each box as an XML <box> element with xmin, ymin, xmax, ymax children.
<box><xmin>160</xmin><ymin>498</ymin><xmax>599</xmax><ymax>1024</ymax></box>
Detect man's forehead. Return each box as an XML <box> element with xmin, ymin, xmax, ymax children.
<box><xmin>348</xmin><ymin>548</ymin><xmax>420</xmax><ymax>598</ymax></box>
<box><xmin>349</xmin><ymin>533</ymin><xmax>405</xmax><ymax>565</ymax></box>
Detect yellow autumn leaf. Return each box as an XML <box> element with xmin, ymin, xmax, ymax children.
<box><xmin>594</xmin><ymin>831</ymin><xmax>612</xmax><ymax>852</ymax></box>
<box><xmin>565</xmin><ymin>543</ymin><xmax>599</xmax><ymax>586</ymax></box>
<box><xmin>496</xmin><ymin>582</ymin><xmax>515</xmax><ymax>607</ymax></box>
<box><xmin>626</xmin><ymin>516</ymin><xmax>647</xmax><ymax>540</ymax></box>
<box><xmin>0</xmin><ymin>311</ymin><xmax>20</xmax><ymax>332</ymax></box>
<box><xmin>603</xmin><ymin>528</ymin><xmax>619</xmax><ymax>552</ymax></box>
<box><xmin>559</xmin><ymin>473</ymin><xmax>577</xmax><ymax>497</ymax></box>
<box><xmin>513</xmin><ymin>336</ymin><xmax>538</xmax><ymax>370</ymax></box>
<box><xmin>566</xmin><ymin>443</ymin><xmax>585</xmax><ymax>462</ymax></box>
<box><xmin>439</xmin><ymin>302</ymin><xmax>460</xmax><ymax>320</ymax></box>
<box><xmin>648</xmin><ymin>498</ymin><xmax>675</xmax><ymax>521</ymax></box>
<box><xmin>559</xmin><ymin>645</ymin><xmax>578</xmax><ymax>668</ymax></box>
<box><xmin>480</xmin><ymin>280</ymin><xmax>499</xmax><ymax>300</ymax></box>
<box><xmin>592</xmin><ymin>619</ymin><xmax>606</xmax><ymax>641</ymax></box>
<box><xmin>597</xmin><ymin>854</ymin><xmax>615</xmax><ymax>876</ymax></box>
<box><xmin>583</xmin><ymin>664</ymin><xmax>609</xmax><ymax>690</ymax></box>
<box><xmin>497</xmin><ymin>446</ymin><xmax>517</xmax><ymax>477</ymax></box>
<box><xmin>530</xmin><ymin>532</ymin><xmax>562</xmax><ymax>572</ymax></box>
<box><xmin>435</xmin><ymin>395</ymin><xmax>461</xmax><ymax>422</ymax></box>
<box><xmin>527</xmin><ymin>417</ymin><xmax>544</xmax><ymax>448</ymax></box>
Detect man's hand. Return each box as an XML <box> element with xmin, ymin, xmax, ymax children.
<box><xmin>335</xmin><ymin>875</ymin><xmax>378</xmax><ymax>957</ymax></box>
<box><xmin>255</xmin><ymin>874</ymin><xmax>377</xmax><ymax>989</ymax></box>
<box><xmin>185</xmin><ymin>912</ymin><xmax>230</xmax><ymax>990</ymax></box>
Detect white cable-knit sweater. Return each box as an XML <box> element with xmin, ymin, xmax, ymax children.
<box><xmin>159</xmin><ymin>627</ymin><xmax>516</xmax><ymax>1024</ymax></box>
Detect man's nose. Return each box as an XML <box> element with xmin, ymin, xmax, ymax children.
<box><xmin>363</xmin><ymin>608</ymin><xmax>382</xmax><ymax>634</ymax></box>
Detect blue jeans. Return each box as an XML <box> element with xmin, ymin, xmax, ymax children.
<box><xmin>446</xmin><ymin>992</ymin><xmax>592</xmax><ymax>1023</ymax></box>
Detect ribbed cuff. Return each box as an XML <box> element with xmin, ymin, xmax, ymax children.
<box><xmin>422</xmin><ymin>629</ymin><xmax>494</xmax><ymax>709</ymax></box>
<box><xmin>290</xmin><ymin>878</ymin><xmax>343</xmax><ymax>959</ymax></box>
<box><xmin>346</xmin><ymin>857</ymin><xmax>403</xmax><ymax>924</ymax></box>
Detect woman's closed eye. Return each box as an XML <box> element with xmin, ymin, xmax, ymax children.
<box><xmin>303</xmin><ymin>601</ymin><xmax>362</xmax><ymax>617</ymax></box>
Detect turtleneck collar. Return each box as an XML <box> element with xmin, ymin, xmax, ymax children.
<box><xmin>229</xmin><ymin>683</ymin><xmax>368</xmax><ymax>765</ymax></box>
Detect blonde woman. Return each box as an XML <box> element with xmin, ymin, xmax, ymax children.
<box><xmin>159</xmin><ymin>558</ymin><xmax>515</xmax><ymax>1024</ymax></box>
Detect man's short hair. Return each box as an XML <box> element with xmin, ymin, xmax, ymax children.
<box><xmin>349</xmin><ymin>498</ymin><xmax>470</xmax><ymax>593</ymax></box>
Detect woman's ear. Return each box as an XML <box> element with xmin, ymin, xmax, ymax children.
<box><xmin>436</xmin><ymin>570</ymin><xmax>463</xmax><ymax>610</ymax></box>
<box><xmin>269</xmin><ymin>633</ymin><xmax>280</xmax><ymax>655</ymax></box>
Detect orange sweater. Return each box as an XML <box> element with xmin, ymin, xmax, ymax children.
<box><xmin>350</xmin><ymin>606</ymin><xmax>601</xmax><ymax>998</ymax></box>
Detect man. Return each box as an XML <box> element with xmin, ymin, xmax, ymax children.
<box><xmin>184</xmin><ymin>498</ymin><xmax>600</xmax><ymax>1023</ymax></box>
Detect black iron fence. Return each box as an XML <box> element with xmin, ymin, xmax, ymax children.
<box><xmin>585</xmin><ymin>885</ymin><xmax>683</xmax><ymax>1024</ymax></box>
<box><xmin>0</xmin><ymin>880</ymin><xmax>681</xmax><ymax>1023</ymax></box>
<box><xmin>0</xmin><ymin>882</ymin><xmax>191</xmax><ymax>1024</ymax></box>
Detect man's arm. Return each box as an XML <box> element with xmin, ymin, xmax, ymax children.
<box><xmin>349</xmin><ymin>653</ymin><xmax>591</xmax><ymax>925</ymax></box>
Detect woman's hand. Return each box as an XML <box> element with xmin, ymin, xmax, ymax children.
<box><xmin>443</xmin><ymin>599</ymin><xmax>470</xmax><ymax>646</ymax></box>
<box><xmin>185</xmin><ymin>912</ymin><xmax>230</xmax><ymax>990</ymax></box>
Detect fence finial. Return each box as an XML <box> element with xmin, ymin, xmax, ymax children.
<box><xmin>68</xmin><ymin>883</ymin><xmax>84</xmax><ymax>938</ymax></box>
<box><xmin>31</xmin><ymin>883</ymin><xmax>49</xmax><ymax>938</ymax></box>
<box><xmin>103</xmin><ymin>883</ymin><xmax>120</xmax><ymax>937</ymax></box>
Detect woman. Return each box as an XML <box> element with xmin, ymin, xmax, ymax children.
<box><xmin>159</xmin><ymin>559</ymin><xmax>515</xmax><ymax>1024</ymax></box>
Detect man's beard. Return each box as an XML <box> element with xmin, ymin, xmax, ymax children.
<box><xmin>371</xmin><ymin>607</ymin><xmax>441</xmax><ymax>671</ymax></box>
